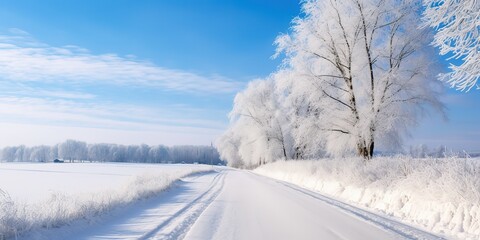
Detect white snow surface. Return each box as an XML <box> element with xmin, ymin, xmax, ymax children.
<box><xmin>254</xmin><ymin>157</ymin><xmax>480</xmax><ymax>240</ymax></box>
<box><xmin>15</xmin><ymin>167</ymin><xmax>444</xmax><ymax>240</ymax></box>
<box><xmin>0</xmin><ymin>162</ymin><xmax>213</xmax><ymax>239</ymax></box>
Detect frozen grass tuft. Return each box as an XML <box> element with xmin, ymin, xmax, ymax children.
<box><xmin>254</xmin><ymin>157</ymin><xmax>480</xmax><ymax>239</ymax></box>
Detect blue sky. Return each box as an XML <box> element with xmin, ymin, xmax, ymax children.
<box><xmin>0</xmin><ymin>0</ymin><xmax>477</xmax><ymax>151</ymax></box>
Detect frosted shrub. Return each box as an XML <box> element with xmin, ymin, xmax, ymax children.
<box><xmin>0</xmin><ymin>190</ymin><xmax>23</xmax><ymax>239</ymax></box>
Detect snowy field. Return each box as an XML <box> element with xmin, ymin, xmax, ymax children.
<box><xmin>0</xmin><ymin>162</ymin><xmax>213</xmax><ymax>239</ymax></box>
<box><xmin>254</xmin><ymin>157</ymin><xmax>480</xmax><ymax>240</ymax></box>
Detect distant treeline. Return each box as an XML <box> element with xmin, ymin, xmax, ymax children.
<box><xmin>407</xmin><ymin>144</ymin><xmax>480</xmax><ymax>158</ymax></box>
<box><xmin>0</xmin><ymin>140</ymin><xmax>223</xmax><ymax>165</ymax></box>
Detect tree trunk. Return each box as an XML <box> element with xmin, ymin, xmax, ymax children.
<box><xmin>282</xmin><ymin>146</ymin><xmax>288</xmax><ymax>160</ymax></box>
<box><xmin>357</xmin><ymin>139</ymin><xmax>374</xmax><ymax>160</ymax></box>
<box><xmin>368</xmin><ymin>140</ymin><xmax>374</xmax><ymax>159</ymax></box>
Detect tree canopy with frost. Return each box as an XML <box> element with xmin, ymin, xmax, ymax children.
<box><xmin>216</xmin><ymin>0</ymin><xmax>444</xmax><ymax>166</ymax></box>
<box><xmin>274</xmin><ymin>0</ymin><xmax>443</xmax><ymax>159</ymax></box>
<box><xmin>422</xmin><ymin>0</ymin><xmax>480</xmax><ymax>91</ymax></box>
<box><xmin>217</xmin><ymin>79</ymin><xmax>292</xmax><ymax>168</ymax></box>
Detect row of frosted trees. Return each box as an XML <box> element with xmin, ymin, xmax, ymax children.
<box><xmin>1</xmin><ymin>139</ymin><xmax>222</xmax><ymax>164</ymax></box>
<box><xmin>216</xmin><ymin>0</ymin><xmax>480</xmax><ymax>167</ymax></box>
<box><xmin>216</xmin><ymin>0</ymin><xmax>479</xmax><ymax>168</ymax></box>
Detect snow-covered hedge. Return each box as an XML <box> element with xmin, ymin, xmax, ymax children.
<box><xmin>0</xmin><ymin>166</ymin><xmax>212</xmax><ymax>239</ymax></box>
<box><xmin>254</xmin><ymin>157</ymin><xmax>480</xmax><ymax>239</ymax></box>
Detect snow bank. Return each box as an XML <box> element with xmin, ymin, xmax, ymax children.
<box><xmin>254</xmin><ymin>157</ymin><xmax>480</xmax><ymax>239</ymax></box>
<box><xmin>0</xmin><ymin>164</ymin><xmax>212</xmax><ymax>239</ymax></box>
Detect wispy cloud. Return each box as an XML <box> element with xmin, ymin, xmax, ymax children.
<box><xmin>0</xmin><ymin>93</ymin><xmax>227</xmax><ymax>147</ymax></box>
<box><xmin>0</xmin><ymin>96</ymin><xmax>227</xmax><ymax>131</ymax></box>
<box><xmin>0</xmin><ymin>29</ymin><xmax>243</xmax><ymax>93</ymax></box>
<box><xmin>0</xmin><ymin>122</ymin><xmax>222</xmax><ymax>147</ymax></box>
<box><xmin>0</xmin><ymin>29</ymin><xmax>233</xmax><ymax>146</ymax></box>
<box><xmin>33</xmin><ymin>90</ymin><xmax>96</xmax><ymax>100</ymax></box>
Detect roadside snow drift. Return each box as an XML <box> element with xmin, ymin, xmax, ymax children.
<box><xmin>254</xmin><ymin>157</ymin><xmax>480</xmax><ymax>239</ymax></box>
<box><xmin>0</xmin><ymin>163</ymin><xmax>212</xmax><ymax>239</ymax></box>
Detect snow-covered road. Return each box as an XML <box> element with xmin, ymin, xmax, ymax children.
<box><xmin>29</xmin><ymin>168</ymin><xmax>443</xmax><ymax>240</ymax></box>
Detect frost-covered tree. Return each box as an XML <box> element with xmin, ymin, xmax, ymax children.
<box><xmin>58</xmin><ymin>140</ymin><xmax>88</xmax><ymax>162</ymax></box>
<box><xmin>274</xmin><ymin>70</ymin><xmax>326</xmax><ymax>159</ymax></box>
<box><xmin>15</xmin><ymin>145</ymin><xmax>26</xmax><ymax>162</ymax></box>
<box><xmin>135</xmin><ymin>144</ymin><xmax>150</xmax><ymax>162</ymax></box>
<box><xmin>29</xmin><ymin>146</ymin><xmax>51</xmax><ymax>162</ymax></box>
<box><xmin>217</xmin><ymin>79</ymin><xmax>292</xmax><ymax>167</ymax></box>
<box><xmin>422</xmin><ymin>0</ymin><xmax>480</xmax><ymax>91</ymax></box>
<box><xmin>233</xmin><ymin>79</ymin><xmax>290</xmax><ymax>161</ymax></box>
<box><xmin>88</xmin><ymin>143</ymin><xmax>111</xmax><ymax>162</ymax></box>
<box><xmin>110</xmin><ymin>145</ymin><xmax>127</xmax><ymax>162</ymax></box>
<box><xmin>149</xmin><ymin>145</ymin><xmax>170</xmax><ymax>163</ymax></box>
<box><xmin>216</xmin><ymin>129</ymin><xmax>244</xmax><ymax>167</ymax></box>
<box><xmin>1</xmin><ymin>147</ymin><xmax>16</xmax><ymax>162</ymax></box>
<box><xmin>274</xmin><ymin>0</ymin><xmax>443</xmax><ymax>159</ymax></box>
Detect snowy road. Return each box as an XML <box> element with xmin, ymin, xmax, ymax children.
<box><xmin>30</xmin><ymin>168</ymin><xmax>443</xmax><ymax>240</ymax></box>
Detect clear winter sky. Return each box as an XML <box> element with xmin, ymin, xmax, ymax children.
<box><xmin>0</xmin><ymin>0</ymin><xmax>478</xmax><ymax>151</ymax></box>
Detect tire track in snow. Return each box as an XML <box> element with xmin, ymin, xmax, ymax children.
<box><xmin>138</xmin><ymin>170</ymin><xmax>226</xmax><ymax>240</ymax></box>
